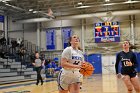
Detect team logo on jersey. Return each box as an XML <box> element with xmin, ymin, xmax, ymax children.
<box><xmin>121</xmin><ymin>58</ymin><xmax>130</xmax><ymax>62</ymax></box>
<box><xmin>72</xmin><ymin>56</ymin><xmax>82</xmax><ymax>61</ymax></box>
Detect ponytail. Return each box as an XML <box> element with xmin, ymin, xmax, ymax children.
<box><xmin>68</xmin><ymin>37</ymin><xmax>72</xmax><ymax>46</ymax></box>
<box><xmin>125</xmin><ymin>40</ymin><xmax>137</xmax><ymax>50</ymax></box>
<box><xmin>130</xmin><ymin>44</ymin><xmax>137</xmax><ymax>50</ymax></box>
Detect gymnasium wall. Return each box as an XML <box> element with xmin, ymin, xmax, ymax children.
<box><xmin>41</xmin><ymin>20</ymin><xmax>82</xmax><ymax>50</ymax></box>
<box><xmin>8</xmin><ymin>17</ymin><xmax>38</xmax><ymax>45</ymax></box>
<box><xmin>40</xmin><ymin>15</ymin><xmax>137</xmax><ymax>51</ymax></box>
<box><xmin>135</xmin><ymin>15</ymin><xmax>140</xmax><ymax>41</ymax></box>
<box><xmin>40</xmin><ymin>30</ymin><xmax>46</xmax><ymax>50</ymax></box>
<box><xmin>102</xmin><ymin>55</ymin><xmax>116</xmax><ymax>74</ymax></box>
<box><xmin>6</xmin><ymin>14</ymin><xmax>140</xmax><ymax>74</ymax></box>
<box><xmin>7</xmin><ymin>15</ymin><xmax>140</xmax><ymax>51</ymax></box>
<box><xmin>8</xmin><ymin>17</ymin><xmax>23</xmax><ymax>31</ymax></box>
<box><xmin>88</xmin><ymin>53</ymin><xmax>140</xmax><ymax>74</ymax></box>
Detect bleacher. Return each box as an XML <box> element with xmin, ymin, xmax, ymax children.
<box><xmin>0</xmin><ymin>38</ymin><xmax>43</xmax><ymax>84</ymax></box>
<box><xmin>0</xmin><ymin>37</ymin><xmax>62</xmax><ymax>84</ymax></box>
<box><xmin>0</xmin><ymin>58</ymin><xmax>37</xmax><ymax>84</ymax></box>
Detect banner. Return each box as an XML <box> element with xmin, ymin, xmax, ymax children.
<box><xmin>62</xmin><ymin>27</ymin><xmax>72</xmax><ymax>49</ymax></box>
<box><xmin>46</xmin><ymin>29</ymin><xmax>56</xmax><ymax>50</ymax></box>
<box><xmin>94</xmin><ymin>22</ymin><xmax>120</xmax><ymax>43</ymax></box>
<box><xmin>0</xmin><ymin>15</ymin><xmax>4</xmax><ymax>31</ymax></box>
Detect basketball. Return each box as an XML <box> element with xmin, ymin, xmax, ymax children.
<box><xmin>80</xmin><ymin>62</ymin><xmax>94</xmax><ymax>76</ymax></box>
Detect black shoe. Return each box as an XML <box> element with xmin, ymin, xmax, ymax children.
<box><xmin>36</xmin><ymin>82</ymin><xmax>39</xmax><ymax>85</ymax></box>
<box><xmin>41</xmin><ymin>82</ymin><xmax>43</xmax><ymax>85</ymax></box>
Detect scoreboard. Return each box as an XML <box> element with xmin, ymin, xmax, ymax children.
<box><xmin>94</xmin><ymin>22</ymin><xmax>120</xmax><ymax>43</ymax></box>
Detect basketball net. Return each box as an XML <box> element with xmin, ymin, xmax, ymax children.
<box><xmin>101</xmin><ymin>11</ymin><xmax>113</xmax><ymax>22</ymax></box>
<box><xmin>101</xmin><ymin>16</ymin><xmax>113</xmax><ymax>22</ymax></box>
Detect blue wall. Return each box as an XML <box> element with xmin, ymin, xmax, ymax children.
<box><xmin>85</xmin><ymin>52</ymin><xmax>140</xmax><ymax>75</ymax></box>
<box><xmin>136</xmin><ymin>53</ymin><xmax>140</xmax><ymax>72</ymax></box>
<box><xmin>87</xmin><ymin>54</ymin><xmax>102</xmax><ymax>74</ymax></box>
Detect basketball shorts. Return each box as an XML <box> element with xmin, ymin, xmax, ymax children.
<box><xmin>121</xmin><ymin>68</ymin><xmax>137</xmax><ymax>78</ymax></box>
<box><xmin>121</xmin><ymin>72</ymin><xmax>137</xmax><ymax>78</ymax></box>
<box><xmin>57</xmin><ymin>68</ymin><xmax>83</xmax><ymax>90</ymax></box>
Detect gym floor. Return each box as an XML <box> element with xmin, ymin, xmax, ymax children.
<box><xmin>0</xmin><ymin>74</ymin><xmax>132</xmax><ymax>93</ymax></box>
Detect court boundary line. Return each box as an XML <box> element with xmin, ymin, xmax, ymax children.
<box><xmin>0</xmin><ymin>79</ymin><xmax>55</xmax><ymax>89</ymax></box>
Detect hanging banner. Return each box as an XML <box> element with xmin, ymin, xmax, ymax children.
<box><xmin>0</xmin><ymin>15</ymin><xmax>4</xmax><ymax>23</ymax></box>
<box><xmin>62</xmin><ymin>27</ymin><xmax>72</xmax><ymax>49</ymax></box>
<box><xmin>46</xmin><ymin>29</ymin><xmax>56</xmax><ymax>50</ymax></box>
<box><xmin>0</xmin><ymin>15</ymin><xmax>4</xmax><ymax>31</ymax></box>
<box><xmin>94</xmin><ymin>22</ymin><xmax>120</xmax><ymax>43</ymax></box>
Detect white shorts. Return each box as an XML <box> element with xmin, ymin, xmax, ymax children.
<box><xmin>57</xmin><ymin>68</ymin><xmax>83</xmax><ymax>90</ymax></box>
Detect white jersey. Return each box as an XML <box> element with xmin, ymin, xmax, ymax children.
<box><xmin>61</xmin><ymin>46</ymin><xmax>84</xmax><ymax>69</ymax></box>
<box><xmin>58</xmin><ymin>46</ymin><xmax>84</xmax><ymax>90</ymax></box>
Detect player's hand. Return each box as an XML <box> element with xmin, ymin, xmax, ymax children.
<box><xmin>117</xmin><ymin>73</ymin><xmax>122</xmax><ymax>79</ymax></box>
<box><xmin>74</xmin><ymin>65</ymin><xmax>81</xmax><ymax>69</ymax></box>
<box><xmin>80</xmin><ymin>62</ymin><xmax>86</xmax><ymax>69</ymax></box>
<box><xmin>32</xmin><ymin>63</ymin><xmax>35</xmax><ymax>66</ymax></box>
<box><xmin>127</xmin><ymin>61</ymin><xmax>132</xmax><ymax>66</ymax></box>
<box><xmin>42</xmin><ymin>64</ymin><xmax>44</xmax><ymax>67</ymax></box>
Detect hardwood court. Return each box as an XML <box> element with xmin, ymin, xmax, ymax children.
<box><xmin>0</xmin><ymin>74</ymin><xmax>136</xmax><ymax>93</ymax></box>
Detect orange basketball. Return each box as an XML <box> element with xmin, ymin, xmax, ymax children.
<box><xmin>80</xmin><ymin>62</ymin><xmax>94</xmax><ymax>76</ymax></box>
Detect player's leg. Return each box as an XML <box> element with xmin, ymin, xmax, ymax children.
<box><xmin>35</xmin><ymin>67</ymin><xmax>40</xmax><ymax>85</ymax></box>
<box><xmin>59</xmin><ymin>90</ymin><xmax>68</xmax><ymax>93</ymax></box>
<box><xmin>69</xmin><ymin>82</ymin><xmax>80</xmax><ymax>93</ymax></box>
<box><xmin>122</xmin><ymin>75</ymin><xmax>133</xmax><ymax>93</ymax></box>
<box><xmin>131</xmin><ymin>75</ymin><xmax>140</xmax><ymax>93</ymax></box>
<box><xmin>58</xmin><ymin>79</ymin><xmax>69</xmax><ymax>93</ymax></box>
<box><xmin>38</xmin><ymin>67</ymin><xmax>43</xmax><ymax>85</ymax></box>
<box><xmin>57</xmin><ymin>70</ymin><xmax>69</xmax><ymax>93</ymax></box>
<box><xmin>79</xmin><ymin>74</ymin><xmax>83</xmax><ymax>89</ymax></box>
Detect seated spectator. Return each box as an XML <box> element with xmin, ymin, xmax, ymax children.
<box><xmin>45</xmin><ymin>58</ymin><xmax>51</xmax><ymax>66</ymax></box>
<box><xmin>46</xmin><ymin>60</ymin><xmax>57</xmax><ymax>75</ymax></box>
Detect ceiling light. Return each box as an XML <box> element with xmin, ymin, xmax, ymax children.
<box><xmin>105</xmin><ymin>0</ymin><xmax>110</xmax><ymax>2</ymax></box>
<box><xmin>33</xmin><ymin>11</ymin><xmax>37</xmax><ymax>13</ymax></box>
<box><xmin>1</xmin><ymin>0</ymin><xmax>11</xmax><ymax>2</ymax></box>
<box><xmin>76</xmin><ymin>1</ymin><xmax>91</xmax><ymax>9</ymax></box>
<box><xmin>5</xmin><ymin>3</ymin><xmax>11</xmax><ymax>6</ymax></box>
<box><xmin>76</xmin><ymin>5</ymin><xmax>91</xmax><ymax>8</ymax></box>
<box><xmin>78</xmin><ymin>2</ymin><xmax>83</xmax><ymax>5</ymax></box>
<box><xmin>124</xmin><ymin>0</ymin><xmax>139</xmax><ymax>4</ymax></box>
<box><xmin>29</xmin><ymin>9</ymin><xmax>33</xmax><ymax>12</ymax></box>
<box><xmin>104</xmin><ymin>3</ymin><xmax>113</xmax><ymax>6</ymax></box>
<box><xmin>1</xmin><ymin>0</ymin><xmax>6</xmax><ymax>2</ymax></box>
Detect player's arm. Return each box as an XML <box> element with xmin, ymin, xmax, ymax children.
<box><xmin>131</xmin><ymin>53</ymin><xmax>138</xmax><ymax>68</ymax></box>
<box><xmin>32</xmin><ymin>62</ymin><xmax>35</xmax><ymax>66</ymax></box>
<box><xmin>115</xmin><ymin>53</ymin><xmax>120</xmax><ymax>74</ymax></box>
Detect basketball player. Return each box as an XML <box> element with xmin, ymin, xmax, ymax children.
<box><xmin>32</xmin><ymin>52</ymin><xmax>45</xmax><ymax>85</ymax></box>
<box><xmin>115</xmin><ymin>40</ymin><xmax>140</xmax><ymax>93</ymax></box>
<box><xmin>57</xmin><ymin>35</ymin><xmax>84</xmax><ymax>93</ymax></box>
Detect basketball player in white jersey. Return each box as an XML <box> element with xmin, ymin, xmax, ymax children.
<box><xmin>57</xmin><ymin>35</ymin><xmax>84</xmax><ymax>93</ymax></box>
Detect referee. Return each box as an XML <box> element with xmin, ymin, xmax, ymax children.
<box><xmin>32</xmin><ymin>52</ymin><xmax>45</xmax><ymax>85</ymax></box>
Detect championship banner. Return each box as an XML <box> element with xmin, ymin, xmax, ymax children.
<box><xmin>46</xmin><ymin>29</ymin><xmax>56</xmax><ymax>50</ymax></box>
<box><xmin>62</xmin><ymin>27</ymin><xmax>72</xmax><ymax>49</ymax></box>
<box><xmin>94</xmin><ymin>22</ymin><xmax>120</xmax><ymax>43</ymax></box>
<box><xmin>0</xmin><ymin>15</ymin><xmax>4</xmax><ymax>31</ymax></box>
